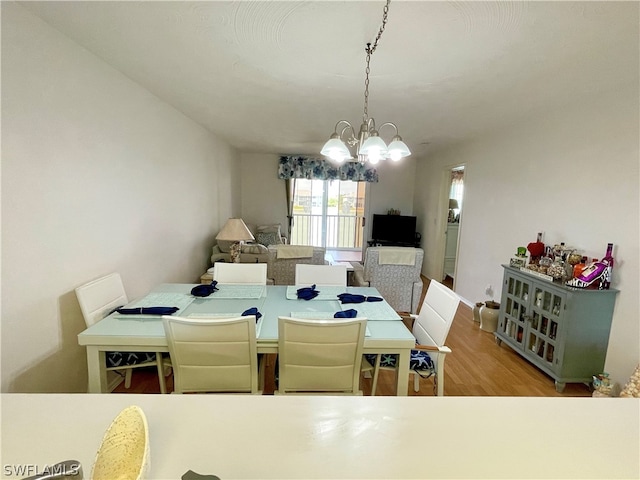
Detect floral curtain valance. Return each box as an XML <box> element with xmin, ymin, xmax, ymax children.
<box><xmin>278</xmin><ymin>155</ymin><xmax>379</xmax><ymax>183</ymax></box>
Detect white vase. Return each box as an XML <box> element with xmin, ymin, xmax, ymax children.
<box><xmin>479</xmin><ymin>301</ymin><xmax>500</xmax><ymax>332</ymax></box>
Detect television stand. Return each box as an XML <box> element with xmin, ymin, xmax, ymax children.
<box><xmin>368</xmin><ymin>239</ymin><xmax>420</xmax><ymax>248</ymax></box>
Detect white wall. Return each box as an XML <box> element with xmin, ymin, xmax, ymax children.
<box><xmin>414</xmin><ymin>86</ymin><xmax>640</xmax><ymax>387</ymax></box>
<box><xmin>240</xmin><ymin>153</ymin><xmax>290</xmax><ymax>234</ymax></box>
<box><xmin>366</xmin><ymin>158</ymin><xmax>417</xmax><ymax>216</ymax></box>
<box><xmin>240</xmin><ymin>153</ymin><xmax>417</xmax><ymax>243</ymax></box>
<box><xmin>1</xmin><ymin>3</ymin><xmax>241</xmax><ymax>392</ymax></box>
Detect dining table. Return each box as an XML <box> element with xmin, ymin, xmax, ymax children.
<box><xmin>77</xmin><ymin>284</ymin><xmax>416</xmax><ymax>394</ymax></box>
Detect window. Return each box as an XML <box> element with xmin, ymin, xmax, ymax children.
<box><xmin>291</xmin><ymin>179</ymin><xmax>365</xmax><ymax>250</ymax></box>
<box><xmin>449</xmin><ymin>167</ymin><xmax>464</xmax><ymax>221</ymax></box>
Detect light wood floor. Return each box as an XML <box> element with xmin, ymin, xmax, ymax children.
<box><xmin>115</xmin><ymin>276</ymin><xmax>592</xmax><ymax>396</ymax></box>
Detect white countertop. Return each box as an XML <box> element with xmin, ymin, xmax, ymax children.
<box><xmin>2</xmin><ymin>394</ymin><xmax>638</xmax><ymax>479</ymax></box>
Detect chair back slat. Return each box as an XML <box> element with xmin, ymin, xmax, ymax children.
<box><xmin>75</xmin><ymin>273</ymin><xmax>128</xmax><ymax>327</ymax></box>
<box><xmin>277</xmin><ymin>316</ymin><xmax>366</xmax><ymax>394</ymax></box>
<box><xmin>295</xmin><ymin>264</ymin><xmax>347</xmax><ymax>286</ymax></box>
<box><xmin>413</xmin><ymin>280</ymin><xmax>460</xmax><ymax>347</ymax></box>
<box><xmin>213</xmin><ymin>263</ymin><xmax>267</xmax><ymax>285</ymax></box>
<box><xmin>163</xmin><ymin>315</ymin><xmax>259</xmax><ymax>394</ymax></box>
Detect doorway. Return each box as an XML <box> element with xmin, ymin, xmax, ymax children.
<box><xmin>442</xmin><ymin>166</ymin><xmax>464</xmax><ymax>288</ymax></box>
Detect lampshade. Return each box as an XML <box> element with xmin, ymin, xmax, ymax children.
<box><xmin>320</xmin><ymin>137</ymin><xmax>353</xmax><ymax>162</ymax></box>
<box><xmin>359</xmin><ymin>135</ymin><xmax>388</xmax><ymax>165</ymax></box>
<box><xmin>216</xmin><ymin>218</ymin><xmax>255</xmax><ymax>242</ymax></box>
<box><xmin>448</xmin><ymin>199</ymin><xmax>459</xmax><ymax>209</ymax></box>
<box><xmin>387</xmin><ymin>137</ymin><xmax>411</xmax><ymax>161</ymax></box>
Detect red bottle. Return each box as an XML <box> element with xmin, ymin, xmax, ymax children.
<box><xmin>572</xmin><ymin>256</ymin><xmax>588</xmax><ymax>279</ymax></box>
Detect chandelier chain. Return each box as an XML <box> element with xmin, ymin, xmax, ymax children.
<box><xmin>321</xmin><ymin>0</ymin><xmax>409</xmax><ymax>164</ymax></box>
<box><xmin>363</xmin><ymin>0</ymin><xmax>391</xmax><ymax>122</ymax></box>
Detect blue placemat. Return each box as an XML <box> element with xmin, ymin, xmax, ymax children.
<box><xmin>340</xmin><ymin>301</ymin><xmax>401</xmax><ymax>321</ymax></box>
<box><xmin>206</xmin><ymin>285</ymin><xmax>266</xmax><ymax>299</ymax></box>
<box><xmin>286</xmin><ymin>286</ymin><xmax>346</xmax><ymax>301</ymax></box>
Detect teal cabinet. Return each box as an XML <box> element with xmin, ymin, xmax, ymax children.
<box><xmin>495</xmin><ymin>265</ymin><xmax>618</xmax><ymax>392</ymax></box>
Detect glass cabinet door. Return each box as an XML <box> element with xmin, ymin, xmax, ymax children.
<box><xmin>498</xmin><ymin>275</ymin><xmax>531</xmax><ymax>347</ymax></box>
<box><xmin>525</xmin><ymin>285</ymin><xmax>564</xmax><ymax>369</ymax></box>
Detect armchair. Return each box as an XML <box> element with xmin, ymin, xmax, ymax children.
<box><xmin>353</xmin><ymin>247</ymin><xmax>424</xmax><ymax>313</ymax></box>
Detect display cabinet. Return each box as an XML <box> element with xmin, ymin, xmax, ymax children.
<box><xmin>495</xmin><ymin>265</ymin><xmax>618</xmax><ymax>392</ymax></box>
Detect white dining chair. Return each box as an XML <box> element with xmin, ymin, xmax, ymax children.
<box><xmin>365</xmin><ymin>280</ymin><xmax>460</xmax><ymax>396</ymax></box>
<box><xmin>276</xmin><ymin>316</ymin><xmax>367</xmax><ymax>395</ymax></box>
<box><xmin>162</xmin><ymin>315</ymin><xmax>262</xmax><ymax>394</ymax></box>
<box><xmin>212</xmin><ymin>262</ymin><xmax>268</xmax><ymax>285</ymax></box>
<box><xmin>295</xmin><ymin>264</ymin><xmax>347</xmax><ymax>287</ymax></box>
<box><xmin>75</xmin><ymin>273</ymin><xmax>167</xmax><ymax>393</ymax></box>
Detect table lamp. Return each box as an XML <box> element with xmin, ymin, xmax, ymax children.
<box><xmin>216</xmin><ymin>218</ymin><xmax>255</xmax><ymax>263</ymax></box>
<box><xmin>448</xmin><ymin>199</ymin><xmax>459</xmax><ymax>223</ymax></box>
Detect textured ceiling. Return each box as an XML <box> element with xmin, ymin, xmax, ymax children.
<box><xmin>21</xmin><ymin>1</ymin><xmax>639</xmax><ymax>159</ymax></box>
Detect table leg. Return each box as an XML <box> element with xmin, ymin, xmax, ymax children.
<box><xmin>86</xmin><ymin>347</ymin><xmax>107</xmax><ymax>393</ymax></box>
<box><xmin>395</xmin><ymin>348</ymin><xmax>410</xmax><ymax>396</ymax></box>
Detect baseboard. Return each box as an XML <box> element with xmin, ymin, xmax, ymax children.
<box><xmin>422</xmin><ymin>273</ymin><xmax>474</xmax><ymax>308</ymax></box>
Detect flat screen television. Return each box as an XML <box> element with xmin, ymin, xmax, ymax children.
<box><xmin>371</xmin><ymin>214</ymin><xmax>417</xmax><ymax>245</ymax></box>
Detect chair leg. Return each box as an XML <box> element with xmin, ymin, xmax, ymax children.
<box><xmin>124</xmin><ymin>369</ymin><xmax>133</xmax><ymax>389</ymax></box>
<box><xmin>258</xmin><ymin>354</ymin><xmax>266</xmax><ymax>392</ymax></box>
<box><xmin>156</xmin><ymin>353</ymin><xmax>167</xmax><ymax>394</ymax></box>
<box><xmin>435</xmin><ymin>355</ymin><xmax>445</xmax><ymax>396</ymax></box>
<box><xmin>370</xmin><ymin>354</ymin><xmax>381</xmax><ymax>396</ymax></box>
<box><xmin>413</xmin><ymin>371</ymin><xmax>420</xmax><ymax>392</ymax></box>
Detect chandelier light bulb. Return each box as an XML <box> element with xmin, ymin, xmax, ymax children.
<box><xmin>367</xmin><ymin>150</ymin><xmax>382</xmax><ymax>164</ymax></box>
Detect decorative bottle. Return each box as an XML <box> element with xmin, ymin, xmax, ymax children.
<box><xmin>573</xmin><ymin>256</ymin><xmax>588</xmax><ymax>279</ymax></box>
<box><xmin>527</xmin><ymin>232</ymin><xmax>545</xmax><ymax>265</ymax></box>
<box><xmin>601</xmin><ymin>243</ymin><xmax>614</xmax><ymax>290</ymax></box>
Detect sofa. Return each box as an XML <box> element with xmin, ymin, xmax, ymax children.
<box><xmin>210</xmin><ymin>223</ymin><xmax>287</xmax><ymax>265</ymax></box>
<box><xmin>266</xmin><ymin>245</ymin><xmax>328</xmax><ymax>285</ymax></box>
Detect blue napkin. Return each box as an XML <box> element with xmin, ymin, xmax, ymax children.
<box><xmin>242</xmin><ymin>307</ymin><xmax>262</xmax><ymax>323</ymax></box>
<box><xmin>334</xmin><ymin>309</ymin><xmax>358</xmax><ymax>318</ymax></box>
<box><xmin>337</xmin><ymin>293</ymin><xmax>383</xmax><ymax>304</ymax></box>
<box><xmin>297</xmin><ymin>284</ymin><xmax>319</xmax><ymax>301</ymax></box>
<box><xmin>116</xmin><ymin>306</ymin><xmax>179</xmax><ymax>315</ymax></box>
<box><xmin>337</xmin><ymin>293</ymin><xmax>365</xmax><ymax>303</ymax></box>
<box><xmin>191</xmin><ymin>281</ymin><xmax>219</xmax><ymax>297</ymax></box>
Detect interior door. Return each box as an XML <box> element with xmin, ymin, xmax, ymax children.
<box><xmin>442</xmin><ymin>166</ymin><xmax>464</xmax><ymax>286</ymax></box>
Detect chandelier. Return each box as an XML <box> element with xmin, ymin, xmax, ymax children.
<box><xmin>321</xmin><ymin>0</ymin><xmax>410</xmax><ymax>165</ymax></box>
